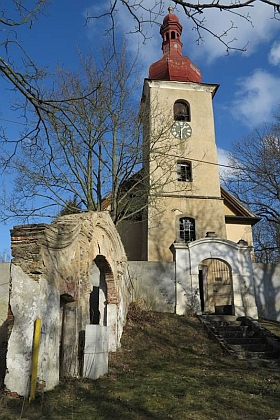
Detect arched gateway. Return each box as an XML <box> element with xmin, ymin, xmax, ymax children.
<box><xmin>199</xmin><ymin>258</ymin><xmax>234</xmax><ymax>315</ymax></box>
<box><xmin>171</xmin><ymin>237</ymin><xmax>258</xmax><ymax>318</ymax></box>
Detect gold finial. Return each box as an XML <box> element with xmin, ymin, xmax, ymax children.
<box><xmin>168</xmin><ymin>5</ymin><xmax>173</xmax><ymax>13</ymax></box>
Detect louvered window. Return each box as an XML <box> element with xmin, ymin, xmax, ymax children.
<box><xmin>174</xmin><ymin>100</ymin><xmax>190</xmax><ymax>121</ymax></box>
<box><xmin>177</xmin><ymin>161</ymin><xmax>192</xmax><ymax>181</ymax></box>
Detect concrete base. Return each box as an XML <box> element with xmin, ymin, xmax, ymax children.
<box><xmin>83</xmin><ymin>325</ymin><xmax>108</xmax><ymax>380</ymax></box>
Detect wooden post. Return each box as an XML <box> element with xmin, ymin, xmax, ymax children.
<box><xmin>29</xmin><ymin>318</ymin><xmax>41</xmax><ymax>402</ymax></box>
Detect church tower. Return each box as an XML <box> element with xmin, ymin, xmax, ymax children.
<box><xmin>141</xmin><ymin>7</ymin><xmax>227</xmax><ymax>262</ymax></box>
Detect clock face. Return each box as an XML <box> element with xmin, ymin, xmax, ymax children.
<box><xmin>171</xmin><ymin>121</ymin><xmax>192</xmax><ymax>139</ymax></box>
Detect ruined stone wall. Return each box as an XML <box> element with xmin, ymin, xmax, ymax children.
<box><xmin>0</xmin><ymin>263</ymin><xmax>11</xmax><ymax>389</ymax></box>
<box><xmin>5</xmin><ymin>212</ymin><xmax>131</xmax><ymax>396</ymax></box>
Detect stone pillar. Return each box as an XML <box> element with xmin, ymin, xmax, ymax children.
<box><xmin>107</xmin><ymin>304</ymin><xmax>118</xmax><ymax>351</ymax></box>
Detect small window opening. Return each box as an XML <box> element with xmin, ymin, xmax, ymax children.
<box><xmin>179</xmin><ymin>217</ymin><xmax>196</xmax><ymax>242</ymax></box>
<box><xmin>177</xmin><ymin>161</ymin><xmax>192</xmax><ymax>181</ymax></box>
<box><xmin>174</xmin><ymin>100</ymin><xmax>190</xmax><ymax>121</ymax></box>
<box><xmin>171</xmin><ymin>31</ymin><xmax>176</xmax><ymax>39</ymax></box>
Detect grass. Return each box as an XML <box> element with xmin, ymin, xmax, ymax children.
<box><xmin>1</xmin><ymin>304</ymin><xmax>280</xmax><ymax>420</ymax></box>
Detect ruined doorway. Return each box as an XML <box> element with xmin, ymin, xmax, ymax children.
<box><xmin>199</xmin><ymin>259</ymin><xmax>234</xmax><ymax>315</ymax></box>
<box><xmin>89</xmin><ymin>256</ymin><xmax>108</xmax><ymax>326</ymax></box>
<box><xmin>84</xmin><ymin>255</ymin><xmax>112</xmax><ymax>380</ymax></box>
<box><xmin>59</xmin><ymin>294</ymin><xmax>77</xmax><ymax>379</ymax></box>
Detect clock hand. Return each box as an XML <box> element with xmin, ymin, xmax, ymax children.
<box><xmin>180</xmin><ymin>125</ymin><xmax>183</xmax><ymax>139</ymax></box>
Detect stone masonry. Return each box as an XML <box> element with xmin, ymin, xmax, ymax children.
<box><xmin>4</xmin><ymin>211</ymin><xmax>132</xmax><ymax>396</ymax></box>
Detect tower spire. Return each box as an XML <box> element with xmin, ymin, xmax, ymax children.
<box><xmin>148</xmin><ymin>8</ymin><xmax>202</xmax><ymax>82</ymax></box>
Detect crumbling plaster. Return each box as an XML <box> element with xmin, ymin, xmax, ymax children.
<box><xmin>5</xmin><ymin>211</ymin><xmax>131</xmax><ymax>397</ymax></box>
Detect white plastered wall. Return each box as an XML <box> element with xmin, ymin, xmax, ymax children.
<box><xmin>172</xmin><ymin>237</ymin><xmax>258</xmax><ymax>318</ymax></box>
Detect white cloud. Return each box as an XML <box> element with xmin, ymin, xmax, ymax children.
<box><xmin>231</xmin><ymin>69</ymin><xmax>280</xmax><ymax>127</ymax></box>
<box><xmin>268</xmin><ymin>41</ymin><xmax>280</xmax><ymax>66</ymax></box>
<box><xmin>187</xmin><ymin>2</ymin><xmax>280</xmax><ymax>63</ymax></box>
<box><xmin>217</xmin><ymin>147</ymin><xmax>232</xmax><ymax>180</ymax></box>
<box><xmin>82</xmin><ymin>1</ymin><xmax>161</xmax><ymax>77</ymax></box>
<box><xmin>84</xmin><ymin>1</ymin><xmax>280</xmax><ymax>67</ymax></box>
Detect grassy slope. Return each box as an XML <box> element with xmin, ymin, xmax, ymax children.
<box><xmin>1</xmin><ymin>305</ymin><xmax>280</xmax><ymax>420</ymax></box>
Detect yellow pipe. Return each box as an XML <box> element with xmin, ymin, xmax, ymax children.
<box><xmin>29</xmin><ymin>318</ymin><xmax>41</xmax><ymax>402</ymax></box>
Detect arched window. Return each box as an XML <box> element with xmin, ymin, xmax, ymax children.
<box><xmin>174</xmin><ymin>100</ymin><xmax>190</xmax><ymax>121</ymax></box>
<box><xmin>179</xmin><ymin>217</ymin><xmax>196</xmax><ymax>242</ymax></box>
<box><xmin>171</xmin><ymin>31</ymin><xmax>176</xmax><ymax>39</ymax></box>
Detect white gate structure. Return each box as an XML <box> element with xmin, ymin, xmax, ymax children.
<box><xmin>171</xmin><ymin>236</ymin><xmax>258</xmax><ymax>318</ymax></box>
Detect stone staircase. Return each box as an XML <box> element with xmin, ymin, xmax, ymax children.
<box><xmin>199</xmin><ymin>315</ymin><xmax>280</xmax><ymax>369</ymax></box>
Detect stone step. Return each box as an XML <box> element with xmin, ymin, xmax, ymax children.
<box><xmin>229</xmin><ymin>343</ymin><xmax>273</xmax><ymax>352</ymax></box>
<box><xmin>225</xmin><ymin>337</ymin><xmax>265</xmax><ymax>345</ymax></box>
<box><xmin>247</xmin><ymin>358</ymin><xmax>280</xmax><ymax>369</ymax></box>
<box><xmin>217</xmin><ymin>330</ymin><xmax>261</xmax><ymax>339</ymax></box>
<box><xmin>202</xmin><ymin>315</ymin><xmax>237</xmax><ymax>323</ymax></box>
<box><xmin>235</xmin><ymin>350</ymin><xmax>280</xmax><ymax>360</ymax></box>
<box><xmin>215</xmin><ymin>325</ymin><xmax>247</xmax><ymax>332</ymax></box>
<box><xmin>199</xmin><ymin>314</ymin><xmax>280</xmax><ymax>368</ymax></box>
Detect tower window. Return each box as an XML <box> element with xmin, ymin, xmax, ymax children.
<box><xmin>179</xmin><ymin>217</ymin><xmax>196</xmax><ymax>242</ymax></box>
<box><xmin>174</xmin><ymin>100</ymin><xmax>190</xmax><ymax>121</ymax></box>
<box><xmin>177</xmin><ymin>161</ymin><xmax>192</xmax><ymax>181</ymax></box>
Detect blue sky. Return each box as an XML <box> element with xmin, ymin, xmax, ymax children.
<box><xmin>0</xmin><ymin>0</ymin><xmax>280</xmax><ymax>254</ymax></box>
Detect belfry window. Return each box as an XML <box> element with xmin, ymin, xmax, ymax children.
<box><xmin>177</xmin><ymin>161</ymin><xmax>192</xmax><ymax>181</ymax></box>
<box><xmin>174</xmin><ymin>100</ymin><xmax>190</xmax><ymax>121</ymax></box>
<box><xmin>179</xmin><ymin>217</ymin><xmax>196</xmax><ymax>242</ymax></box>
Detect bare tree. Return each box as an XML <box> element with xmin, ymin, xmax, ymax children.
<box><xmin>88</xmin><ymin>0</ymin><xmax>280</xmax><ymax>52</ymax></box>
<box><xmin>0</xmin><ymin>1</ymin><xmax>51</xmax><ymax>115</ymax></box>
<box><xmin>253</xmin><ymin>220</ymin><xmax>279</xmax><ymax>263</ymax></box>
<box><xmin>0</xmin><ymin>0</ymin><xmax>101</xmax><ymax>158</ymax></box>
<box><xmin>0</xmin><ymin>40</ymin><xmax>182</xmax><ymax>225</ymax></box>
<box><xmin>0</xmin><ymin>248</ymin><xmax>10</xmax><ymax>262</ymax></box>
<box><xmin>224</xmin><ymin>120</ymin><xmax>280</xmax><ymax>262</ymax></box>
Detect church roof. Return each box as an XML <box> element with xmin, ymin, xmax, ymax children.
<box><xmin>221</xmin><ymin>187</ymin><xmax>260</xmax><ymax>226</ymax></box>
<box><xmin>149</xmin><ymin>7</ymin><xmax>202</xmax><ymax>83</ymax></box>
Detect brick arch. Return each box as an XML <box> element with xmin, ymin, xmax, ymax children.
<box><xmin>94</xmin><ymin>255</ymin><xmax>118</xmax><ymax>304</ymax></box>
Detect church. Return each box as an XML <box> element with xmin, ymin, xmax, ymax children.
<box><xmin>118</xmin><ymin>7</ymin><xmax>260</xmax><ymax>318</ymax></box>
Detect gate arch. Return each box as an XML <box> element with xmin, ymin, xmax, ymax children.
<box><xmin>199</xmin><ymin>258</ymin><xmax>234</xmax><ymax>315</ymax></box>
<box><xmin>171</xmin><ymin>236</ymin><xmax>258</xmax><ymax>318</ymax></box>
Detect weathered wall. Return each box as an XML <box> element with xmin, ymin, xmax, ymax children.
<box><xmin>0</xmin><ymin>263</ymin><xmax>11</xmax><ymax>389</ymax></box>
<box><xmin>253</xmin><ymin>263</ymin><xmax>280</xmax><ymax>322</ymax></box>
<box><xmin>5</xmin><ymin>212</ymin><xmax>132</xmax><ymax>396</ymax></box>
<box><xmin>128</xmin><ymin>261</ymin><xmax>175</xmax><ymax>312</ymax></box>
<box><xmin>129</xmin><ymin>259</ymin><xmax>280</xmax><ymax>322</ymax></box>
